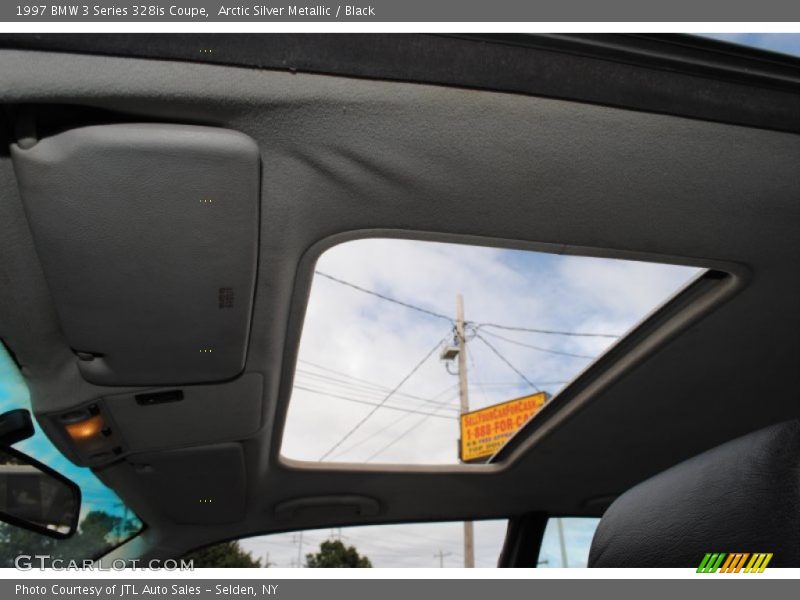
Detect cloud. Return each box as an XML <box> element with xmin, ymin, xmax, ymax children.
<box><xmin>240</xmin><ymin>517</ymin><xmax>600</xmax><ymax>568</ymax></box>
<box><xmin>282</xmin><ymin>238</ymin><xmax>701</xmax><ymax>465</ymax></box>
<box><xmin>265</xmin><ymin>237</ymin><xmax>700</xmax><ymax>566</ymax></box>
<box><xmin>241</xmin><ymin>519</ymin><xmax>510</xmax><ymax>568</ymax></box>
<box><xmin>0</xmin><ymin>234</ymin><xmax>700</xmax><ymax>567</ymax></box>
<box><xmin>0</xmin><ymin>344</ymin><xmax>140</xmax><ymax>538</ymax></box>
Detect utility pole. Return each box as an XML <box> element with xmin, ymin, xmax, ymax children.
<box><xmin>556</xmin><ymin>517</ymin><xmax>569</xmax><ymax>568</ymax></box>
<box><xmin>456</xmin><ymin>293</ymin><xmax>476</xmax><ymax>569</ymax></box>
<box><xmin>294</xmin><ymin>531</ymin><xmax>304</xmax><ymax>568</ymax></box>
<box><xmin>434</xmin><ymin>549</ymin><xmax>452</xmax><ymax>568</ymax></box>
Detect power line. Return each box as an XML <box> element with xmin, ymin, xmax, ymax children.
<box><xmin>476</xmin><ymin>322</ymin><xmax>620</xmax><ymax>339</ymax></box>
<box><xmin>296</xmin><ymin>364</ymin><xmax>460</xmax><ymax>410</ymax></box>
<box><xmin>434</xmin><ymin>549</ymin><xmax>452</xmax><ymax>568</ymax></box>
<box><xmin>337</xmin><ymin>532</ymin><xmax>440</xmax><ymax>558</ymax></box>
<box><xmin>297</xmin><ymin>368</ymin><xmax>395</xmax><ymax>393</ymax></box>
<box><xmin>364</xmin><ymin>392</ymin><xmax>459</xmax><ymax>462</ymax></box>
<box><xmin>470</xmin><ymin>381</ymin><xmax>569</xmax><ymax>387</ymax></box>
<box><xmin>294</xmin><ymin>385</ymin><xmax>457</xmax><ymax>420</ymax></box>
<box><xmin>328</xmin><ymin>385</ymin><xmax>460</xmax><ymax>461</ymax></box>
<box><xmin>371</xmin><ymin>524</ymin><xmax>461</xmax><ymax>546</ymax></box>
<box><xmin>299</xmin><ymin>384</ymin><xmax>458</xmax><ymax>415</ymax></box>
<box><xmin>334</xmin><ymin>394</ymin><xmax>459</xmax><ymax>461</ymax></box>
<box><xmin>314</xmin><ymin>270</ymin><xmax>453</xmax><ymax>322</ymax></box>
<box><xmin>299</xmin><ymin>358</ymin><xmax>387</xmax><ymax>382</ymax></box>
<box><xmin>295</xmin><ymin>372</ymin><xmax>460</xmax><ymax>412</ymax></box>
<box><xmin>474</xmin><ymin>333</ymin><xmax>540</xmax><ymax>392</ymax></box>
<box><xmin>466</xmin><ymin>340</ymin><xmax>490</xmax><ymax>407</ymax></box>
<box><xmin>314</xmin><ymin>381</ymin><xmax>458</xmax><ymax>460</ymax></box>
<box><xmin>315</xmin><ymin>270</ymin><xmax>622</xmax><ymax>338</ymax></box>
<box><xmin>318</xmin><ymin>333</ymin><xmax>449</xmax><ymax>461</ymax></box>
<box><xmin>479</xmin><ymin>329</ymin><xmax>598</xmax><ymax>359</ymax></box>
<box><xmin>300</xmin><ymin>359</ymin><xmax>415</xmax><ymax>389</ymax></box>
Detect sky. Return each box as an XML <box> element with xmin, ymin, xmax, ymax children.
<box><xmin>0</xmin><ymin>344</ymin><xmax>142</xmax><ymax>552</ymax></box>
<box><xmin>14</xmin><ymin>31</ymin><xmax>800</xmax><ymax>562</ymax></box>
<box><xmin>257</xmin><ymin>35</ymin><xmax>800</xmax><ymax>565</ymax></box>
<box><xmin>697</xmin><ymin>33</ymin><xmax>800</xmax><ymax>57</ymax></box>
<box><xmin>281</xmin><ymin>238</ymin><xmax>701</xmax><ymax>465</ymax></box>
<box><xmin>0</xmin><ymin>200</ymin><xmax>704</xmax><ymax>570</ymax></box>
<box><xmin>266</xmin><ymin>38</ymin><xmax>800</xmax><ymax>564</ymax></box>
<box><xmin>241</xmin><ymin>517</ymin><xmax>600</xmax><ymax>569</ymax></box>
<box><xmin>243</xmin><ymin>237</ymin><xmax>702</xmax><ymax>567</ymax></box>
<box><xmin>0</xmin><ymin>233</ymin><xmax>701</xmax><ymax>569</ymax></box>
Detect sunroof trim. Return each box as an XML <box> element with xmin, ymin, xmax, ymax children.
<box><xmin>491</xmin><ymin>268</ymin><xmax>743</xmax><ymax>466</ymax></box>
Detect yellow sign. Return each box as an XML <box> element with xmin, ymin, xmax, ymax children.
<box><xmin>459</xmin><ymin>392</ymin><xmax>548</xmax><ymax>462</ymax></box>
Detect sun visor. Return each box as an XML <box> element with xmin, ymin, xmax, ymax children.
<box><xmin>127</xmin><ymin>443</ymin><xmax>247</xmax><ymax>525</ymax></box>
<box><xmin>12</xmin><ymin>123</ymin><xmax>260</xmax><ymax>385</ymax></box>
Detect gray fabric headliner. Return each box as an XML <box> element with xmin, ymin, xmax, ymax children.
<box><xmin>0</xmin><ymin>49</ymin><xmax>798</xmax><ymax>558</ymax></box>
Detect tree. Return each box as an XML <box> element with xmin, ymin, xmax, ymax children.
<box><xmin>0</xmin><ymin>522</ymin><xmax>63</xmax><ymax>567</ymax></box>
<box><xmin>0</xmin><ymin>509</ymin><xmax>139</xmax><ymax>567</ymax></box>
<box><xmin>305</xmin><ymin>539</ymin><xmax>372</xmax><ymax>568</ymax></box>
<box><xmin>184</xmin><ymin>541</ymin><xmax>262</xmax><ymax>568</ymax></box>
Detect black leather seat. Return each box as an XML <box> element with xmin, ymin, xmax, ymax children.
<box><xmin>589</xmin><ymin>419</ymin><xmax>800</xmax><ymax>567</ymax></box>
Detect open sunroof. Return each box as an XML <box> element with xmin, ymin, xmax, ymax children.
<box><xmin>281</xmin><ymin>238</ymin><xmax>703</xmax><ymax>465</ymax></box>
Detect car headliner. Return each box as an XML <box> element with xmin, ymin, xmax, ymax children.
<box><xmin>0</xmin><ymin>35</ymin><xmax>798</xmax><ymax>560</ymax></box>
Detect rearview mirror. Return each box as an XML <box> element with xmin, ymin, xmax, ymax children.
<box><xmin>0</xmin><ymin>424</ymin><xmax>81</xmax><ymax>539</ymax></box>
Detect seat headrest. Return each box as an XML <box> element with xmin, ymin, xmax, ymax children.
<box><xmin>589</xmin><ymin>419</ymin><xmax>800</xmax><ymax>567</ymax></box>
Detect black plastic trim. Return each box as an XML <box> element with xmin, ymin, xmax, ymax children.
<box><xmin>498</xmin><ymin>512</ymin><xmax>548</xmax><ymax>568</ymax></box>
<box><xmin>135</xmin><ymin>390</ymin><xmax>184</xmax><ymax>406</ymax></box>
<box><xmin>0</xmin><ymin>444</ymin><xmax>81</xmax><ymax>539</ymax></box>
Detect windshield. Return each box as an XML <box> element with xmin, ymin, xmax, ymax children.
<box><xmin>0</xmin><ymin>343</ymin><xmax>143</xmax><ymax>565</ymax></box>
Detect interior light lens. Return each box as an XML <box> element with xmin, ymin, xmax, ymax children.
<box><xmin>64</xmin><ymin>414</ymin><xmax>104</xmax><ymax>440</ymax></box>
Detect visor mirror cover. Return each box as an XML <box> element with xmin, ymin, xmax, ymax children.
<box><xmin>12</xmin><ymin>124</ymin><xmax>260</xmax><ymax>386</ymax></box>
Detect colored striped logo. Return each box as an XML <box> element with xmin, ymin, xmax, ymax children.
<box><xmin>697</xmin><ymin>553</ymin><xmax>773</xmax><ymax>573</ymax></box>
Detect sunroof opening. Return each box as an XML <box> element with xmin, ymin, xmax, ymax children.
<box><xmin>281</xmin><ymin>238</ymin><xmax>703</xmax><ymax>465</ymax></box>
